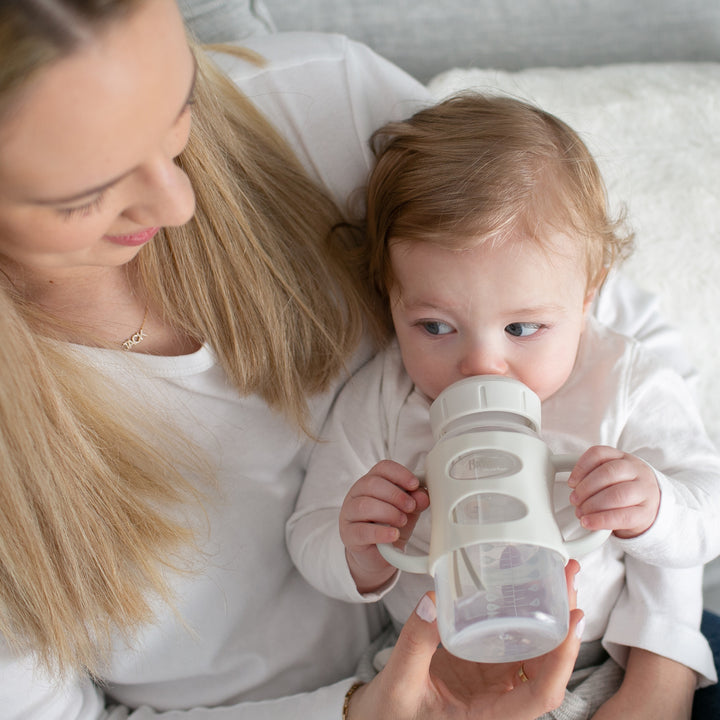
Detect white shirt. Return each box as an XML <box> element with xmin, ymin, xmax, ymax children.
<box><xmin>289</xmin><ymin>317</ymin><xmax>719</xmax><ymax>685</ymax></box>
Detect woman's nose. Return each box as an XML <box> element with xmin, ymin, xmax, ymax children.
<box><xmin>122</xmin><ymin>155</ymin><xmax>196</xmax><ymax>228</ymax></box>
<box><xmin>459</xmin><ymin>343</ymin><xmax>508</xmax><ymax>377</ymax></box>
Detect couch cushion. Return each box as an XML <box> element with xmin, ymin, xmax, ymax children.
<box><xmin>179</xmin><ymin>0</ymin><xmax>275</xmax><ymax>43</ymax></box>
<box><xmin>264</xmin><ymin>0</ymin><xmax>720</xmax><ymax>83</ymax></box>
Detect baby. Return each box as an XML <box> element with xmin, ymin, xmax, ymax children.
<box><xmin>288</xmin><ymin>94</ymin><xmax>719</xmax><ymax>714</ymax></box>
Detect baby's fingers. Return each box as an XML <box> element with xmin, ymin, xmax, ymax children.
<box><xmin>368</xmin><ymin>459</ymin><xmax>422</xmax><ymax>492</ymax></box>
<box><xmin>569</xmin><ymin>454</ymin><xmax>651</xmax><ymax>509</ymax></box>
<box><xmin>573</xmin><ymin>476</ymin><xmax>645</xmax><ymax>514</ymax></box>
<box><xmin>343</xmin><ymin>518</ymin><xmax>402</xmax><ymax>549</ymax></box>
<box><xmin>342</xmin><ymin>494</ymin><xmax>412</xmax><ymax>536</ymax></box>
<box><xmin>567</xmin><ymin>445</ymin><xmax>624</xmax><ymax>489</ymax></box>
<box><xmin>345</xmin><ymin>483</ymin><xmax>414</xmax><ymax>527</ymax></box>
<box><xmin>575</xmin><ymin>492</ymin><xmax>658</xmax><ymax>536</ymax></box>
<box><xmin>352</xmin><ymin>461</ymin><xmax>421</xmax><ymax>512</ymax></box>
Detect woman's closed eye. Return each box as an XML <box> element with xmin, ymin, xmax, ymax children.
<box><xmin>505</xmin><ymin>322</ymin><xmax>543</xmax><ymax>338</ymax></box>
<box><xmin>58</xmin><ymin>192</ymin><xmax>107</xmax><ymax>221</ymax></box>
<box><xmin>419</xmin><ymin>320</ymin><xmax>454</xmax><ymax>336</ymax></box>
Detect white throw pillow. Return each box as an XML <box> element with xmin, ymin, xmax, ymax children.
<box><xmin>429</xmin><ymin>63</ymin><xmax>720</xmax><ymax>447</ymax></box>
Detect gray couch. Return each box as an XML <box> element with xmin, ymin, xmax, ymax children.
<box><xmin>178</xmin><ymin>0</ymin><xmax>720</xmax><ymax>614</ymax></box>
<box><xmin>181</xmin><ymin>0</ymin><xmax>720</xmax><ymax>81</ymax></box>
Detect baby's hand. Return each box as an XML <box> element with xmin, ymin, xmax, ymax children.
<box><xmin>340</xmin><ymin>460</ymin><xmax>429</xmax><ymax>594</ymax></box>
<box><xmin>568</xmin><ymin>445</ymin><xmax>660</xmax><ymax>539</ymax></box>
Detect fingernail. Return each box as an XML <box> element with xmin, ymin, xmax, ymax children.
<box><xmin>573</xmin><ymin>574</ymin><xmax>579</xmax><ymax>593</ymax></box>
<box><xmin>575</xmin><ymin>617</ymin><xmax>586</xmax><ymax>640</ymax></box>
<box><xmin>416</xmin><ymin>594</ymin><xmax>437</xmax><ymax>623</ymax></box>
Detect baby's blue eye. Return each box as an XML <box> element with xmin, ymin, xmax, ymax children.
<box><xmin>422</xmin><ymin>320</ymin><xmax>454</xmax><ymax>336</ymax></box>
<box><xmin>505</xmin><ymin>322</ymin><xmax>542</xmax><ymax>338</ymax></box>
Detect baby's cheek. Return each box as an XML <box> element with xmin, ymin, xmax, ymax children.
<box><xmin>529</xmin><ymin>363</ymin><xmax>574</xmax><ymax>402</ymax></box>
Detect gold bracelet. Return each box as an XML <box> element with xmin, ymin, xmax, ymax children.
<box><xmin>342</xmin><ymin>681</ymin><xmax>365</xmax><ymax>720</ymax></box>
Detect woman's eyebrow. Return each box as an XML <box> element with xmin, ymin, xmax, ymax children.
<box><xmin>34</xmin><ymin>173</ymin><xmax>132</xmax><ymax>206</ymax></box>
<box><xmin>33</xmin><ymin>58</ymin><xmax>198</xmax><ymax>206</ymax></box>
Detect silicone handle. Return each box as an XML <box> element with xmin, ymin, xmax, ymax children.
<box><xmin>377</xmin><ymin>452</ymin><xmax>609</xmax><ymax>572</ymax></box>
<box><xmin>377</xmin><ymin>542</ymin><xmax>430</xmax><ymax>574</ymax></box>
<box><xmin>552</xmin><ymin>453</ymin><xmax>611</xmax><ymax>558</ymax></box>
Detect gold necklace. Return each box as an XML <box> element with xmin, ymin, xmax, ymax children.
<box><xmin>121</xmin><ymin>306</ymin><xmax>149</xmax><ymax>351</ymax></box>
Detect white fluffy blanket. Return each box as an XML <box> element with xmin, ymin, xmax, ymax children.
<box><xmin>428</xmin><ymin>63</ymin><xmax>720</xmax><ymax>449</ymax></box>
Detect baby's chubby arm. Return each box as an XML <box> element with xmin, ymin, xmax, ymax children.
<box><xmin>590</xmin><ymin>647</ymin><xmax>695</xmax><ymax>720</ymax></box>
<box><xmin>341</xmin><ymin>460</ymin><xmax>429</xmax><ymax>594</ymax></box>
<box><xmin>567</xmin><ymin>445</ymin><xmax>660</xmax><ymax>539</ymax></box>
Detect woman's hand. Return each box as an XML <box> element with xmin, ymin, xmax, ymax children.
<box><xmin>348</xmin><ymin>560</ymin><xmax>584</xmax><ymax>720</ymax></box>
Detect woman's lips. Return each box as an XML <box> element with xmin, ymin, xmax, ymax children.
<box><xmin>105</xmin><ymin>226</ymin><xmax>160</xmax><ymax>247</ymax></box>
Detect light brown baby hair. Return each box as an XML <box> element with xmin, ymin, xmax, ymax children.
<box><xmin>365</xmin><ymin>92</ymin><xmax>633</xmax><ymax>336</ymax></box>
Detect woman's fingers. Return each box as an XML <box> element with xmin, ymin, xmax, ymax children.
<box><xmin>565</xmin><ymin>558</ymin><xmax>580</xmax><ymax>610</ymax></box>
<box><xmin>509</xmin><ymin>608</ymin><xmax>585</xmax><ymax>716</ymax></box>
<box><xmin>384</xmin><ymin>592</ymin><xmax>439</xmax><ymax>685</ymax></box>
<box><xmin>503</xmin><ymin>563</ymin><xmax>583</xmax><ymax>715</ymax></box>
<box><xmin>348</xmin><ymin>593</ymin><xmax>440</xmax><ymax>719</ymax></box>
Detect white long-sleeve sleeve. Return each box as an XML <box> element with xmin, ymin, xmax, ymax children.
<box><xmin>603</xmin><ymin>561</ymin><xmax>715</xmax><ymax>686</ymax></box>
<box><xmin>603</xmin><ymin>345</ymin><xmax>720</xmax><ymax>568</ymax></box>
<box><xmin>287</xmin><ymin>341</ymin><xmax>408</xmax><ymax>603</ymax></box>
<box><xmin>1</xmin><ymin>642</ymin><xmax>357</xmax><ymax>720</ymax></box>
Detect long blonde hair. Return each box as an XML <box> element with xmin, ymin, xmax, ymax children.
<box><xmin>0</xmin><ymin>0</ymin><xmax>375</xmax><ymax>676</ymax></box>
<box><xmin>365</xmin><ymin>93</ymin><xmax>634</xmax><ymax>335</ymax></box>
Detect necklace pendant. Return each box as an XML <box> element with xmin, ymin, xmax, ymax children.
<box><xmin>121</xmin><ymin>327</ymin><xmax>147</xmax><ymax>351</ymax></box>
<box><xmin>120</xmin><ymin>304</ymin><xmax>149</xmax><ymax>351</ymax></box>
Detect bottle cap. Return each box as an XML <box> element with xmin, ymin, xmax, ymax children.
<box><xmin>429</xmin><ymin>375</ymin><xmax>542</xmax><ymax>439</ymax></box>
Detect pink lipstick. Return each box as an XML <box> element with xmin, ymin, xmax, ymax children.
<box><xmin>105</xmin><ymin>226</ymin><xmax>160</xmax><ymax>247</ymax></box>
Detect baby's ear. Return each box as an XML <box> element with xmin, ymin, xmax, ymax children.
<box><xmin>583</xmin><ymin>266</ymin><xmax>608</xmax><ymax>314</ymax></box>
<box><xmin>583</xmin><ymin>287</ymin><xmax>597</xmax><ymax>314</ymax></box>
<box><xmin>580</xmin><ymin>282</ymin><xmax>601</xmax><ymax>333</ymax></box>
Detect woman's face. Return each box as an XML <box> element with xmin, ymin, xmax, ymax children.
<box><xmin>0</xmin><ymin>0</ymin><xmax>197</xmax><ymax>276</ymax></box>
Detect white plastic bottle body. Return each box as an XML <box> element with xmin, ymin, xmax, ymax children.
<box><xmin>427</xmin><ymin>376</ymin><xmax>569</xmax><ymax>662</ymax></box>
<box><xmin>434</xmin><ymin>541</ymin><xmax>568</xmax><ymax>662</ymax></box>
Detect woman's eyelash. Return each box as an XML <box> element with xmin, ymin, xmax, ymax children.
<box><xmin>58</xmin><ymin>193</ymin><xmax>106</xmax><ymax>220</ymax></box>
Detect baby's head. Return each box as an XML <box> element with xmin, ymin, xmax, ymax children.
<box><xmin>365</xmin><ymin>93</ymin><xmax>633</xmax><ymax>401</ymax></box>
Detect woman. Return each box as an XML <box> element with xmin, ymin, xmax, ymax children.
<box><xmin>0</xmin><ymin>0</ymin><xmax>584</xmax><ymax>718</ymax></box>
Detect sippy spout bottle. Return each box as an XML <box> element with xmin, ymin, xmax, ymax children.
<box><xmin>378</xmin><ymin>375</ymin><xmax>609</xmax><ymax>663</ymax></box>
